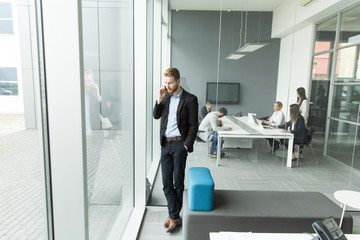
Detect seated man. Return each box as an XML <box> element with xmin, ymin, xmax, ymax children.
<box><xmin>198</xmin><ymin>101</ymin><xmax>214</xmax><ymax>125</ymax></box>
<box><xmin>198</xmin><ymin>107</ymin><xmax>232</xmax><ymax>158</ymax></box>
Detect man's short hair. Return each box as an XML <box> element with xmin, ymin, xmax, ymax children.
<box><xmin>219</xmin><ymin>107</ymin><xmax>228</xmax><ymax>116</ymax></box>
<box><xmin>206</xmin><ymin>101</ymin><xmax>213</xmax><ymax>105</ymax></box>
<box><xmin>164</xmin><ymin>67</ymin><xmax>180</xmax><ymax>80</ymax></box>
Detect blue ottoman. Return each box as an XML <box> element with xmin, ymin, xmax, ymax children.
<box><xmin>188</xmin><ymin>167</ymin><xmax>214</xmax><ymax>211</ymax></box>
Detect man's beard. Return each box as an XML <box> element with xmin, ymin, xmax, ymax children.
<box><xmin>167</xmin><ymin>84</ymin><xmax>179</xmax><ymax>94</ymax></box>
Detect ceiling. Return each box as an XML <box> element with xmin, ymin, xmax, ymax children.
<box><xmin>169</xmin><ymin>0</ymin><xmax>287</xmax><ymax>12</ymax></box>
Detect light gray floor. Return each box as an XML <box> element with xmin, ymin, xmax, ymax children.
<box><xmin>139</xmin><ymin>136</ymin><xmax>360</xmax><ymax>239</ymax></box>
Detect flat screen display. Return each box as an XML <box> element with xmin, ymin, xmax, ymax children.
<box><xmin>206</xmin><ymin>82</ymin><xmax>240</xmax><ymax>104</ymax></box>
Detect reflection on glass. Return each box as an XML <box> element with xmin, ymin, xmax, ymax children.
<box><xmin>353</xmin><ymin>127</ymin><xmax>360</xmax><ymax>171</ymax></box>
<box><xmin>82</xmin><ymin>0</ymin><xmax>134</xmax><ymax>238</ymax></box>
<box><xmin>314</xmin><ymin>16</ymin><xmax>337</xmax><ymax>53</ymax></box>
<box><xmin>310</xmin><ymin>52</ymin><xmax>331</xmax><ymax>131</ymax></box>
<box><xmin>335</xmin><ymin>46</ymin><xmax>358</xmax><ymax>82</ymax></box>
<box><xmin>327</xmin><ymin>120</ymin><xmax>357</xmax><ymax>166</ymax></box>
<box><xmin>338</xmin><ymin>4</ymin><xmax>360</xmax><ymax>46</ymax></box>
<box><xmin>331</xmin><ymin>85</ymin><xmax>360</xmax><ymax>122</ymax></box>
<box><xmin>146</xmin><ymin>0</ymin><xmax>154</xmax><ymax>174</ymax></box>
<box><xmin>312</xmin><ymin>53</ymin><xmax>331</xmax><ymax>79</ymax></box>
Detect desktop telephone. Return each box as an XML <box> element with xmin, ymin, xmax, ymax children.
<box><xmin>312</xmin><ymin>217</ymin><xmax>347</xmax><ymax>240</ymax></box>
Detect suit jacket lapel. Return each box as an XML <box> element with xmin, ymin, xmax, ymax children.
<box><xmin>177</xmin><ymin>89</ymin><xmax>186</xmax><ymax>121</ymax></box>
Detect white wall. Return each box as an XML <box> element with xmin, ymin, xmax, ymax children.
<box><xmin>276</xmin><ymin>24</ymin><xmax>315</xmax><ymax>117</ymax></box>
<box><xmin>272</xmin><ymin>0</ymin><xmax>359</xmax><ymax>38</ymax></box>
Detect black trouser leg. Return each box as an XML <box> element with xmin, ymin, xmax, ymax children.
<box><xmin>161</xmin><ymin>140</ymin><xmax>187</xmax><ymax>220</ymax></box>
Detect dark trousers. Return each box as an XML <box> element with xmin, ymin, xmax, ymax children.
<box><xmin>273</xmin><ymin>139</ymin><xmax>295</xmax><ymax>151</ymax></box>
<box><xmin>161</xmin><ymin>139</ymin><xmax>188</xmax><ymax>219</ymax></box>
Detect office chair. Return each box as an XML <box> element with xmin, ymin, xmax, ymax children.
<box><xmin>295</xmin><ymin>127</ymin><xmax>319</xmax><ymax>166</ymax></box>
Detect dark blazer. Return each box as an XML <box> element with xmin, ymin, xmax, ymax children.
<box><xmin>153</xmin><ymin>89</ymin><xmax>198</xmax><ymax>153</ymax></box>
<box><xmin>198</xmin><ymin>106</ymin><xmax>210</xmax><ymax>125</ymax></box>
<box><xmin>278</xmin><ymin>115</ymin><xmax>306</xmax><ymax>144</ymax></box>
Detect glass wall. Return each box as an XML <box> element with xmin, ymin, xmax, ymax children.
<box><xmin>309</xmin><ymin>16</ymin><xmax>336</xmax><ymax>132</ymax></box>
<box><xmin>0</xmin><ymin>0</ymin><xmax>50</xmax><ymax>239</ymax></box>
<box><xmin>311</xmin><ymin>4</ymin><xmax>360</xmax><ymax>170</ymax></box>
<box><xmin>146</xmin><ymin>0</ymin><xmax>154</xmax><ymax>173</ymax></box>
<box><xmin>81</xmin><ymin>0</ymin><xmax>134</xmax><ymax>238</ymax></box>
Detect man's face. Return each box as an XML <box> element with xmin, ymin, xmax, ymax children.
<box><xmin>206</xmin><ymin>104</ymin><xmax>214</xmax><ymax>111</ymax></box>
<box><xmin>164</xmin><ymin>76</ymin><xmax>180</xmax><ymax>94</ymax></box>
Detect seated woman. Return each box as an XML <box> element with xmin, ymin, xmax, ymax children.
<box><xmin>274</xmin><ymin>104</ymin><xmax>306</xmax><ymax>160</ymax></box>
<box><xmin>263</xmin><ymin>101</ymin><xmax>285</xmax><ymax>152</ymax></box>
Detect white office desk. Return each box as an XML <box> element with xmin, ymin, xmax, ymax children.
<box><xmin>210</xmin><ymin>232</ymin><xmax>360</xmax><ymax>240</ymax></box>
<box><xmin>217</xmin><ymin>116</ymin><xmax>294</xmax><ymax>167</ymax></box>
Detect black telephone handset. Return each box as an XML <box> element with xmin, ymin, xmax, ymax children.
<box><xmin>312</xmin><ymin>217</ymin><xmax>347</xmax><ymax>240</ymax></box>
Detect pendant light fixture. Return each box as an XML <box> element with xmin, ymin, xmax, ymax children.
<box><xmin>236</xmin><ymin>12</ymin><xmax>268</xmax><ymax>53</ymax></box>
<box><xmin>226</xmin><ymin>9</ymin><xmax>246</xmax><ymax>60</ymax></box>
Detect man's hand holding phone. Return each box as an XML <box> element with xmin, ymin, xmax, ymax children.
<box><xmin>158</xmin><ymin>85</ymin><xmax>167</xmax><ymax>103</ymax></box>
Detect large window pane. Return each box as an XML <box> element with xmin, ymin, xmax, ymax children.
<box><xmin>314</xmin><ymin>16</ymin><xmax>337</xmax><ymax>53</ymax></box>
<box><xmin>0</xmin><ymin>3</ymin><xmax>13</xmax><ymax>34</ymax></box>
<box><xmin>0</xmin><ymin>82</ymin><xmax>17</xmax><ymax>95</ymax></box>
<box><xmin>331</xmin><ymin>85</ymin><xmax>360</xmax><ymax>121</ymax></box>
<box><xmin>327</xmin><ymin>119</ymin><xmax>357</xmax><ymax>166</ymax></box>
<box><xmin>81</xmin><ymin>0</ymin><xmax>134</xmax><ymax>239</ymax></box>
<box><xmin>312</xmin><ymin>53</ymin><xmax>332</xmax><ymax>79</ymax></box>
<box><xmin>0</xmin><ymin>1</ymin><xmax>49</xmax><ymax>239</ymax></box>
<box><xmin>0</xmin><ymin>19</ymin><xmax>13</xmax><ymax>34</ymax></box>
<box><xmin>0</xmin><ymin>3</ymin><xmax>12</xmax><ymax>18</ymax></box>
<box><xmin>335</xmin><ymin>46</ymin><xmax>359</xmax><ymax>82</ymax></box>
<box><xmin>338</xmin><ymin>4</ymin><xmax>360</xmax><ymax>46</ymax></box>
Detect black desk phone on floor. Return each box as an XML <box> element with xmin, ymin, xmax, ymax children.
<box><xmin>312</xmin><ymin>217</ymin><xmax>348</xmax><ymax>240</ymax></box>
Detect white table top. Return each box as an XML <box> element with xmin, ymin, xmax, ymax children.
<box><xmin>334</xmin><ymin>190</ymin><xmax>360</xmax><ymax>209</ymax></box>
<box><xmin>210</xmin><ymin>232</ymin><xmax>360</xmax><ymax>240</ymax></box>
<box><xmin>217</xmin><ymin>116</ymin><xmax>293</xmax><ymax>138</ymax></box>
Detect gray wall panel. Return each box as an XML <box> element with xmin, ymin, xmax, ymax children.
<box><xmin>171</xmin><ymin>10</ymin><xmax>280</xmax><ymax>117</ymax></box>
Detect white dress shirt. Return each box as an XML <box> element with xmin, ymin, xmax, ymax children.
<box><xmin>268</xmin><ymin>110</ymin><xmax>285</xmax><ymax>127</ymax></box>
<box><xmin>298</xmin><ymin>99</ymin><xmax>309</xmax><ymax>126</ymax></box>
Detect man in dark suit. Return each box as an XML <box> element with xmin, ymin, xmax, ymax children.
<box><xmin>198</xmin><ymin>101</ymin><xmax>214</xmax><ymax>125</ymax></box>
<box><xmin>153</xmin><ymin>67</ymin><xmax>198</xmax><ymax>233</ymax></box>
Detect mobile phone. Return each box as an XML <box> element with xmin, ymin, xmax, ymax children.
<box><xmin>163</xmin><ymin>86</ymin><xmax>167</xmax><ymax>92</ymax></box>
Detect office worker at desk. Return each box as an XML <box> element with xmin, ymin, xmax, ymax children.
<box><xmin>198</xmin><ymin>101</ymin><xmax>214</xmax><ymax>125</ymax></box>
<box><xmin>274</xmin><ymin>104</ymin><xmax>306</xmax><ymax>161</ymax></box>
<box><xmin>262</xmin><ymin>101</ymin><xmax>285</xmax><ymax>127</ymax></box>
<box><xmin>263</xmin><ymin>101</ymin><xmax>285</xmax><ymax>152</ymax></box>
<box><xmin>198</xmin><ymin>107</ymin><xmax>232</xmax><ymax>158</ymax></box>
